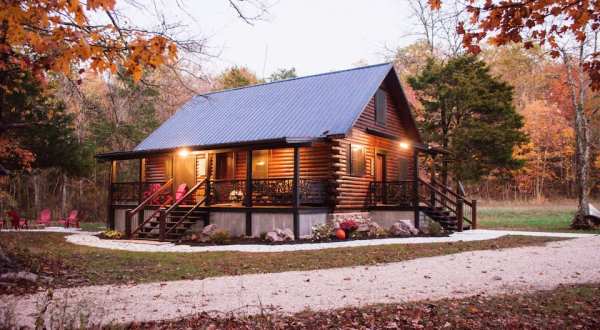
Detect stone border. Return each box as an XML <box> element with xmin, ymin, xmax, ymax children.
<box><xmin>61</xmin><ymin>230</ymin><xmax>597</xmax><ymax>253</ymax></box>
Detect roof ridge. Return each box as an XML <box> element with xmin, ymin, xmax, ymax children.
<box><xmin>198</xmin><ymin>62</ymin><xmax>393</xmax><ymax>98</ymax></box>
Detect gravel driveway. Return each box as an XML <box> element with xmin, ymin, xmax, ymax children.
<box><xmin>2</xmin><ymin>236</ymin><xmax>600</xmax><ymax>327</ymax></box>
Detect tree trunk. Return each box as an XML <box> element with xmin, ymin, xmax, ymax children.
<box><xmin>61</xmin><ymin>174</ymin><xmax>68</xmax><ymax>217</ymax></box>
<box><xmin>564</xmin><ymin>44</ymin><xmax>593</xmax><ymax>229</ymax></box>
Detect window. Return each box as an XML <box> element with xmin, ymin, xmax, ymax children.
<box><xmin>252</xmin><ymin>150</ymin><xmax>269</xmax><ymax>178</ymax></box>
<box><xmin>215</xmin><ymin>152</ymin><xmax>234</xmax><ymax>179</ymax></box>
<box><xmin>375</xmin><ymin>88</ymin><xmax>387</xmax><ymax>125</ymax></box>
<box><xmin>349</xmin><ymin>144</ymin><xmax>366</xmax><ymax>176</ymax></box>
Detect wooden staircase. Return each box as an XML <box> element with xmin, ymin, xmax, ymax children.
<box><xmin>418</xmin><ymin>178</ymin><xmax>477</xmax><ymax>232</ymax></box>
<box><xmin>137</xmin><ymin>206</ymin><xmax>209</xmax><ymax>241</ymax></box>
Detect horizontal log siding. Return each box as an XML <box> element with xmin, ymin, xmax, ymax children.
<box><xmin>333</xmin><ymin>85</ymin><xmax>414</xmax><ymax>210</ymax></box>
<box><xmin>233</xmin><ymin>143</ymin><xmax>331</xmax><ymax>180</ymax></box>
<box><xmin>144</xmin><ymin>155</ymin><xmax>170</xmax><ymax>183</ymax></box>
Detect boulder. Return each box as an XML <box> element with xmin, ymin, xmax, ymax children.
<box><xmin>265</xmin><ymin>231</ymin><xmax>283</xmax><ymax>242</ymax></box>
<box><xmin>277</xmin><ymin>228</ymin><xmax>295</xmax><ymax>241</ymax></box>
<box><xmin>201</xmin><ymin>224</ymin><xmax>218</xmax><ymax>236</ymax></box>
<box><xmin>389</xmin><ymin>221</ymin><xmax>419</xmax><ymax>237</ymax></box>
<box><xmin>0</xmin><ymin>271</ymin><xmax>38</xmax><ymax>283</ymax></box>
<box><xmin>356</xmin><ymin>223</ymin><xmax>370</xmax><ymax>232</ymax></box>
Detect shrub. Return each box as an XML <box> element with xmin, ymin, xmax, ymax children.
<box><xmin>210</xmin><ymin>230</ymin><xmax>231</xmax><ymax>245</ymax></box>
<box><xmin>311</xmin><ymin>223</ymin><xmax>334</xmax><ymax>241</ymax></box>
<box><xmin>427</xmin><ymin>221</ymin><xmax>443</xmax><ymax>236</ymax></box>
<box><xmin>99</xmin><ymin>230</ymin><xmax>124</xmax><ymax>239</ymax></box>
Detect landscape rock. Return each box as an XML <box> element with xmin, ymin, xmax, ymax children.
<box><xmin>276</xmin><ymin>228</ymin><xmax>295</xmax><ymax>241</ymax></box>
<box><xmin>389</xmin><ymin>221</ymin><xmax>419</xmax><ymax>237</ymax></box>
<box><xmin>265</xmin><ymin>231</ymin><xmax>283</xmax><ymax>242</ymax></box>
<box><xmin>199</xmin><ymin>224</ymin><xmax>219</xmax><ymax>242</ymax></box>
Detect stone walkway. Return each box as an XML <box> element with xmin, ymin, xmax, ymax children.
<box><xmin>2</xmin><ymin>236</ymin><xmax>600</xmax><ymax>327</ymax></box>
<box><xmin>63</xmin><ymin>229</ymin><xmax>597</xmax><ymax>253</ymax></box>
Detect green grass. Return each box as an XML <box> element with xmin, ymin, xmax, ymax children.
<box><xmin>78</xmin><ymin>222</ymin><xmax>106</xmax><ymax>232</ymax></box>
<box><xmin>478</xmin><ymin>204</ymin><xmax>600</xmax><ymax>233</ymax></box>
<box><xmin>0</xmin><ymin>232</ymin><xmax>562</xmax><ymax>291</ymax></box>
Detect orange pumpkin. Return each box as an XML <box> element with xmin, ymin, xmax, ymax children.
<box><xmin>335</xmin><ymin>228</ymin><xmax>346</xmax><ymax>240</ymax></box>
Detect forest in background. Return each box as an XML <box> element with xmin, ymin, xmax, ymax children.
<box><xmin>1</xmin><ymin>0</ymin><xmax>599</xmax><ymax>223</ymax></box>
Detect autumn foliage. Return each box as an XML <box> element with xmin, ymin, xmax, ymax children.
<box><xmin>0</xmin><ymin>0</ymin><xmax>178</xmax><ymax>86</ymax></box>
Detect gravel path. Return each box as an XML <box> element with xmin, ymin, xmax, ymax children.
<box><xmin>64</xmin><ymin>229</ymin><xmax>596</xmax><ymax>253</ymax></box>
<box><xmin>2</xmin><ymin>236</ymin><xmax>600</xmax><ymax>327</ymax></box>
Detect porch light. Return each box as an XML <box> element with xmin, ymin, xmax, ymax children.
<box><xmin>399</xmin><ymin>141</ymin><xmax>410</xmax><ymax>150</ymax></box>
<box><xmin>177</xmin><ymin>148</ymin><xmax>190</xmax><ymax>157</ymax></box>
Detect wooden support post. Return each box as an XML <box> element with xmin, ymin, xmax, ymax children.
<box><xmin>108</xmin><ymin>160</ymin><xmax>116</xmax><ymax>230</ymax></box>
<box><xmin>245</xmin><ymin>149</ymin><xmax>253</xmax><ymax>237</ymax></box>
<box><xmin>292</xmin><ymin>146</ymin><xmax>300</xmax><ymax>239</ymax></box>
<box><xmin>138</xmin><ymin>158</ymin><xmax>144</xmax><ymax>228</ymax></box>
<box><xmin>205</xmin><ymin>179</ymin><xmax>211</xmax><ymax>206</ymax></box>
<box><xmin>159</xmin><ymin>209</ymin><xmax>166</xmax><ymax>241</ymax></box>
<box><xmin>125</xmin><ymin>210</ymin><xmax>132</xmax><ymax>238</ymax></box>
<box><xmin>457</xmin><ymin>198</ymin><xmax>464</xmax><ymax>232</ymax></box>
<box><xmin>471</xmin><ymin>199</ymin><xmax>477</xmax><ymax>229</ymax></box>
<box><xmin>430</xmin><ymin>157</ymin><xmax>436</xmax><ymax>207</ymax></box>
<box><xmin>412</xmin><ymin>148</ymin><xmax>420</xmax><ymax>229</ymax></box>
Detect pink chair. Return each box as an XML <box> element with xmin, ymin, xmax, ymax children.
<box><xmin>58</xmin><ymin>210</ymin><xmax>79</xmax><ymax>228</ymax></box>
<box><xmin>175</xmin><ymin>184</ymin><xmax>188</xmax><ymax>202</ymax></box>
<box><xmin>36</xmin><ymin>208</ymin><xmax>52</xmax><ymax>226</ymax></box>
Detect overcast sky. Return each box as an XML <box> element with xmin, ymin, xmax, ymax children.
<box><xmin>119</xmin><ymin>0</ymin><xmax>420</xmax><ymax>77</ymax></box>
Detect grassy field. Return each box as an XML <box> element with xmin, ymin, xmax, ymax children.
<box><xmin>478</xmin><ymin>201</ymin><xmax>600</xmax><ymax>233</ymax></box>
<box><xmin>0</xmin><ymin>232</ymin><xmax>561</xmax><ymax>293</ymax></box>
<box><xmin>146</xmin><ymin>283</ymin><xmax>600</xmax><ymax>329</ymax></box>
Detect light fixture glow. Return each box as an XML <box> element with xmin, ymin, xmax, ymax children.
<box><xmin>351</xmin><ymin>144</ymin><xmax>363</xmax><ymax>150</ymax></box>
<box><xmin>399</xmin><ymin>141</ymin><xmax>410</xmax><ymax>150</ymax></box>
<box><xmin>177</xmin><ymin>148</ymin><xmax>190</xmax><ymax>157</ymax></box>
<box><xmin>256</xmin><ymin>160</ymin><xmax>266</xmax><ymax>166</ymax></box>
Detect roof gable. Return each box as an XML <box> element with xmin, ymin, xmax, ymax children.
<box><xmin>134</xmin><ymin>63</ymin><xmax>415</xmax><ymax>152</ymax></box>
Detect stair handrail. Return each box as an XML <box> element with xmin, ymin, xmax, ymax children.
<box><xmin>164</xmin><ymin>195</ymin><xmax>207</xmax><ymax>235</ymax></box>
<box><xmin>419</xmin><ymin>178</ymin><xmax>475</xmax><ymax>229</ymax></box>
<box><xmin>131</xmin><ymin>197</ymin><xmax>173</xmax><ymax>236</ymax></box>
<box><xmin>163</xmin><ymin>179</ymin><xmax>206</xmax><ymax>215</ymax></box>
<box><xmin>125</xmin><ymin>178</ymin><xmax>173</xmax><ymax>238</ymax></box>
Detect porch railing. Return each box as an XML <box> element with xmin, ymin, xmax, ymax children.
<box><xmin>368</xmin><ymin>180</ymin><xmax>415</xmax><ymax>207</ymax></box>
<box><xmin>209</xmin><ymin>178</ymin><xmax>330</xmax><ymax>206</ymax></box>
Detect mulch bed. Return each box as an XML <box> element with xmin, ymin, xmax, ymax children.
<box><xmin>135</xmin><ymin>283</ymin><xmax>600</xmax><ymax>329</ymax></box>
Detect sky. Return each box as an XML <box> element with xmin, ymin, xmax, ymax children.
<box><xmin>119</xmin><ymin>0</ymin><xmax>421</xmax><ymax>77</ymax></box>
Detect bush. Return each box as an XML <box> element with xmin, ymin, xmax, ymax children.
<box><xmin>339</xmin><ymin>219</ymin><xmax>359</xmax><ymax>232</ymax></box>
<box><xmin>210</xmin><ymin>230</ymin><xmax>231</xmax><ymax>245</ymax></box>
<box><xmin>427</xmin><ymin>221</ymin><xmax>443</xmax><ymax>236</ymax></box>
<box><xmin>99</xmin><ymin>230</ymin><xmax>124</xmax><ymax>239</ymax></box>
<box><xmin>311</xmin><ymin>223</ymin><xmax>334</xmax><ymax>241</ymax></box>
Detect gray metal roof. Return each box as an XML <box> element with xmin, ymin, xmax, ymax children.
<box><xmin>134</xmin><ymin>62</ymin><xmax>395</xmax><ymax>152</ymax></box>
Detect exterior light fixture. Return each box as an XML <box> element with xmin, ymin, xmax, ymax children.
<box><xmin>177</xmin><ymin>148</ymin><xmax>190</xmax><ymax>157</ymax></box>
<box><xmin>399</xmin><ymin>141</ymin><xmax>410</xmax><ymax>150</ymax></box>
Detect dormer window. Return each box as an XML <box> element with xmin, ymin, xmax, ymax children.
<box><xmin>375</xmin><ymin>88</ymin><xmax>387</xmax><ymax>125</ymax></box>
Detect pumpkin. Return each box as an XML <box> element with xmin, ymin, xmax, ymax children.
<box><xmin>335</xmin><ymin>228</ymin><xmax>346</xmax><ymax>240</ymax></box>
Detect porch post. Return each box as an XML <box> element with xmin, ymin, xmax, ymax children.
<box><xmin>108</xmin><ymin>160</ymin><xmax>116</xmax><ymax>230</ymax></box>
<box><xmin>245</xmin><ymin>149</ymin><xmax>253</xmax><ymax>236</ymax></box>
<box><xmin>292</xmin><ymin>146</ymin><xmax>300</xmax><ymax>239</ymax></box>
<box><xmin>412</xmin><ymin>148</ymin><xmax>420</xmax><ymax>229</ymax></box>
<box><xmin>138</xmin><ymin>158</ymin><xmax>144</xmax><ymax>228</ymax></box>
<box><xmin>430</xmin><ymin>155</ymin><xmax>436</xmax><ymax>207</ymax></box>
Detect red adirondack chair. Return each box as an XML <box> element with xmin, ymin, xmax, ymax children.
<box><xmin>7</xmin><ymin>210</ymin><xmax>28</xmax><ymax>229</ymax></box>
<box><xmin>58</xmin><ymin>210</ymin><xmax>79</xmax><ymax>228</ymax></box>
<box><xmin>36</xmin><ymin>208</ymin><xmax>52</xmax><ymax>226</ymax></box>
<box><xmin>175</xmin><ymin>183</ymin><xmax>188</xmax><ymax>202</ymax></box>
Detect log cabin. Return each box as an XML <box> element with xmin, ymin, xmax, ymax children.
<box><xmin>97</xmin><ymin>63</ymin><xmax>477</xmax><ymax>240</ymax></box>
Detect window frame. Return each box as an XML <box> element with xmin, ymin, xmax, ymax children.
<box><xmin>375</xmin><ymin>88</ymin><xmax>387</xmax><ymax>126</ymax></box>
<box><xmin>348</xmin><ymin>144</ymin><xmax>366</xmax><ymax>177</ymax></box>
<box><xmin>252</xmin><ymin>149</ymin><xmax>269</xmax><ymax>179</ymax></box>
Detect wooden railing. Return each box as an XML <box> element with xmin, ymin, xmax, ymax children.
<box><xmin>418</xmin><ymin>178</ymin><xmax>476</xmax><ymax>231</ymax></box>
<box><xmin>125</xmin><ymin>179</ymin><xmax>173</xmax><ymax>238</ymax></box>
<box><xmin>429</xmin><ymin>179</ymin><xmax>477</xmax><ymax>229</ymax></box>
<box><xmin>368</xmin><ymin>181</ymin><xmax>415</xmax><ymax>207</ymax></box>
<box><xmin>209</xmin><ymin>178</ymin><xmax>329</xmax><ymax>206</ymax></box>
<box><xmin>160</xmin><ymin>179</ymin><xmax>208</xmax><ymax>240</ymax></box>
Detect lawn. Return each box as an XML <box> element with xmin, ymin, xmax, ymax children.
<box><xmin>145</xmin><ymin>283</ymin><xmax>600</xmax><ymax>329</ymax></box>
<box><xmin>0</xmin><ymin>232</ymin><xmax>562</xmax><ymax>294</ymax></box>
<box><xmin>478</xmin><ymin>202</ymin><xmax>600</xmax><ymax>234</ymax></box>
<box><xmin>79</xmin><ymin>222</ymin><xmax>106</xmax><ymax>232</ymax></box>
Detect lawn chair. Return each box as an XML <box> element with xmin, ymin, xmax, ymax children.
<box><xmin>175</xmin><ymin>183</ymin><xmax>188</xmax><ymax>204</ymax></box>
<box><xmin>7</xmin><ymin>210</ymin><xmax>28</xmax><ymax>229</ymax></box>
<box><xmin>58</xmin><ymin>210</ymin><xmax>79</xmax><ymax>228</ymax></box>
<box><xmin>35</xmin><ymin>208</ymin><xmax>52</xmax><ymax>226</ymax></box>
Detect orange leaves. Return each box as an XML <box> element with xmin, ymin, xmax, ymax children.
<box><xmin>428</xmin><ymin>0</ymin><xmax>442</xmax><ymax>10</ymax></box>
<box><xmin>0</xmin><ymin>0</ymin><xmax>178</xmax><ymax>88</ymax></box>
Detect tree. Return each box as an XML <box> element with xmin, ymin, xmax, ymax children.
<box><xmin>434</xmin><ymin>0</ymin><xmax>600</xmax><ymax>226</ymax></box>
<box><xmin>268</xmin><ymin>68</ymin><xmax>297</xmax><ymax>82</ymax></box>
<box><xmin>408</xmin><ymin>55</ymin><xmax>527</xmax><ymax>183</ymax></box>
<box><xmin>215</xmin><ymin>66</ymin><xmax>259</xmax><ymax>90</ymax></box>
